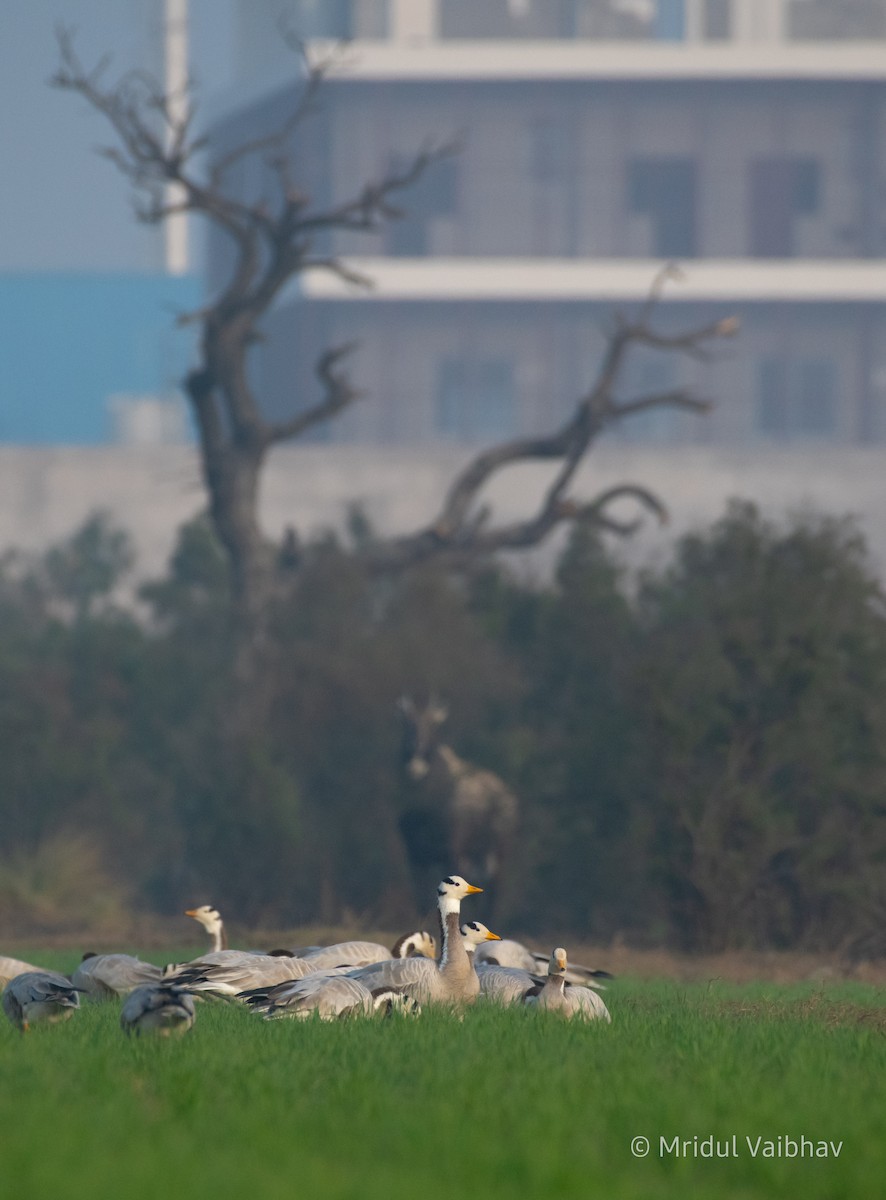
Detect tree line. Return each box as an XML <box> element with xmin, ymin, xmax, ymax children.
<box><xmin>1</xmin><ymin>499</ymin><xmax>884</xmax><ymax>956</ymax></box>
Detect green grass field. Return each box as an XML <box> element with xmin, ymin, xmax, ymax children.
<box><xmin>2</xmin><ymin>954</ymin><xmax>885</xmax><ymax>1199</ymax></box>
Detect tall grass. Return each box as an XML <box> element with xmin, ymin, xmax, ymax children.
<box><xmin>2</xmin><ymin>975</ymin><xmax>884</xmax><ymax>1199</ymax></box>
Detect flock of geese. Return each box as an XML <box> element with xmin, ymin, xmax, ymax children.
<box><xmin>0</xmin><ymin>876</ymin><xmax>611</xmax><ymax>1035</ymax></box>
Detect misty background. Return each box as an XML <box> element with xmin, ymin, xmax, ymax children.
<box><xmin>1</xmin><ymin>0</ymin><xmax>885</xmax><ymax>957</ymax></box>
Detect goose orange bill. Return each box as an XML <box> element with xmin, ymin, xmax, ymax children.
<box><xmin>466</xmin><ymin>884</ymin><xmax>483</xmax><ymax>894</ymax></box>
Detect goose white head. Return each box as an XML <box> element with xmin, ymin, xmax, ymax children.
<box><xmin>185</xmin><ymin>905</ymin><xmax>222</xmax><ymax>936</ymax></box>
<box><xmin>549</xmin><ymin>948</ymin><xmax>568</xmax><ymax>976</ymax></box>
<box><xmin>460</xmin><ymin>921</ymin><xmax>502</xmax><ymax>952</ymax></box>
<box><xmin>185</xmin><ymin>905</ymin><xmax>227</xmax><ymax>951</ymax></box>
<box><xmin>436</xmin><ymin>875</ymin><xmax>483</xmax><ymax>916</ymax></box>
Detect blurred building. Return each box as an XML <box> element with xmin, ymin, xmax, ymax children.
<box><xmin>0</xmin><ymin>273</ymin><xmax>198</xmax><ymax>445</ymax></box>
<box><xmin>206</xmin><ymin>0</ymin><xmax>886</xmax><ymax>448</ymax></box>
<box><xmin>0</xmin><ymin>0</ymin><xmax>202</xmax><ymax>446</ymax></box>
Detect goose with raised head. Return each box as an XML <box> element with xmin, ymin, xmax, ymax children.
<box><xmin>185</xmin><ymin>905</ymin><xmax>228</xmax><ymax>953</ymax></box>
<box><xmin>72</xmin><ymin>952</ymin><xmax>163</xmax><ymax>1001</ymax></box>
<box><xmin>2</xmin><ymin>971</ymin><xmax>81</xmax><ymax>1031</ymax></box>
<box><xmin>523</xmin><ymin>948</ymin><xmax>611</xmax><ymax>1022</ymax></box>
<box><xmin>120</xmin><ymin>983</ymin><xmax>196</xmax><ymax>1037</ymax></box>
<box><xmin>288</xmin><ymin>929</ymin><xmax>437</xmax><ymax>971</ymax></box>
<box><xmin>343</xmin><ymin>875</ymin><xmax>485</xmax><ymax>1007</ymax></box>
<box><xmin>474</xmin><ymin>937</ymin><xmax>612</xmax><ymax>989</ymax></box>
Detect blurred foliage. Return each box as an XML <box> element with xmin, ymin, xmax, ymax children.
<box><xmin>0</xmin><ymin>501</ymin><xmax>885</xmax><ymax>955</ymax></box>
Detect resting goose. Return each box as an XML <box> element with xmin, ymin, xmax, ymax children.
<box><xmin>165</xmin><ymin>950</ymin><xmax>317</xmax><ymax>997</ymax></box>
<box><xmin>259</xmin><ymin>975</ymin><xmax>420</xmax><ymax>1021</ymax></box>
<box><xmin>343</xmin><ymin>875</ymin><xmax>485</xmax><ymax>1008</ymax></box>
<box><xmin>0</xmin><ymin>955</ymin><xmax>47</xmax><ymax>989</ymax></box>
<box><xmin>72</xmin><ymin>952</ymin><xmax>163</xmax><ymax>1001</ymax></box>
<box><xmin>288</xmin><ymin>929</ymin><xmax>437</xmax><ymax>971</ymax></box>
<box><xmin>476</xmin><ymin>958</ymin><xmax>538</xmax><ymax>1005</ymax></box>
<box><xmin>524</xmin><ymin>948</ymin><xmax>611</xmax><ymax>1022</ymax></box>
<box><xmin>2</xmin><ymin>971</ymin><xmax>81</xmax><ymax>1031</ymax></box>
<box><xmin>474</xmin><ymin>938</ymin><xmax>612</xmax><ymax>988</ymax></box>
<box><xmin>246</xmin><ymin>921</ymin><xmax>497</xmax><ymax>1020</ymax></box>
<box><xmin>120</xmin><ymin>983</ymin><xmax>196</xmax><ymax>1037</ymax></box>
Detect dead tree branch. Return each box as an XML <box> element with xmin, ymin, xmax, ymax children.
<box><xmin>54</xmin><ymin>28</ymin><xmax>737</xmax><ymax>648</ymax></box>
<box><xmin>357</xmin><ymin>300</ymin><xmax>736</xmax><ymax>573</ymax></box>
<box><xmin>52</xmin><ymin>29</ymin><xmax>448</xmax><ymax>638</ymax></box>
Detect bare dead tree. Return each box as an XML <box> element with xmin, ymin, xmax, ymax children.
<box><xmin>53</xmin><ymin>30</ymin><xmax>738</xmax><ymax>658</ymax></box>
<box><xmin>52</xmin><ymin>30</ymin><xmax>450</xmax><ymax>646</ymax></box>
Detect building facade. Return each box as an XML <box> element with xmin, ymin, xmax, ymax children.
<box><xmin>206</xmin><ymin>0</ymin><xmax>886</xmax><ymax>451</ymax></box>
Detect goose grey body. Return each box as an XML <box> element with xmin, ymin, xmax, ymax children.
<box><xmin>165</xmin><ymin>951</ymin><xmax>316</xmax><ymax>996</ymax></box>
<box><xmin>476</xmin><ymin>961</ymin><xmax>538</xmax><ymax>1004</ymax></box>
<box><xmin>289</xmin><ymin>930</ymin><xmax>436</xmax><ymax>972</ymax></box>
<box><xmin>120</xmin><ymin>984</ymin><xmax>196</xmax><ymax>1037</ymax></box>
<box><xmin>344</xmin><ymin>876</ymin><xmax>485</xmax><ymax>1007</ymax></box>
<box><xmin>524</xmin><ymin>949</ymin><xmax>611</xmax><ymax>1022</ymax></box>
<box><xmin>258</xmin><ymin>974</ymin><xmax>419</xmax><ymax>1021</ymax></box>
<box><xmin>72</xmin><ymin>953</ymin><xmax>163</xmax><ymax>1000</ymax></box>
<box><xmin>2</xmin><ymin>971</ymin><xmax>80</xmax><ymax>1031</ymax></box>
<box><xmin>250</xmin><ymin>921</ymin><xmax>497</xmax><ymax>1019</ymax></box>
<box><xmin>474</xmin><ymin>938</ymin><xmax>611</xmax><ymax>988</ymax></box>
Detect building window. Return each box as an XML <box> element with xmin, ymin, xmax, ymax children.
<box><xmin>748</xmin><ymin>159</ymin><xmax>821</xmax><ymax>257</ymax></box>
<box><xmin>386</xmin><ymin>158</ymin><xmax>459</xmax><ymax>256</ymax></box>
<box><xmin>756</xmin><ymin>356</ymin><xmax>837</xmax><ymax>439</ymax></box>
<box><xmin>289</xmin><ymin>0</ymin><xmax>355</xmax><ymax>38</ymax></box>
<box><xmin>796</xmin><ymin>359</ymin><xmax>837</xmax><ymax>435</ymax></box>
<box><xmin>788</xmin><ymin>0</ymin><xmax>886</xmax><ymax>40</ymax></box>
<box><xmin>435</xmin><ymin>358</ymin><xmax>517</xmax><ymax>442</ymax></box>
<box><xmin>613</xmin><ymin>352</ymin><xmax>686</xmax><ymax>442</ymax></box>
<box><xmin>627</xmin><ymin>158</ymin><xmax>697</xmax><ymax>257</ymax></box>
<box><xmin>702</xmin><ymin>0</ymin><xmax>731</xmax><ymax>39</ymax></box>
<box><xmin>655</xmin><ymin>0</ymin><xmax>686</xmax><ymax>40</ymax></box>
<box><xmin>529</xmin><ymin>118</ymin><xmax>571</xmax><ymax>183</ymax></box>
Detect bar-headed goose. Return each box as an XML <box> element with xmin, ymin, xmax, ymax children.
<box><xmin>120</xmin><ymin>983</ymin><xmax>197</xmax><ymax>1037</ymax></box>
<box><xmin>185</xmin><ymin>905</ymin><xmax>228</xmax><ymax>953</ymax></box>
<box><xmin>474</xmin><ymin>938</ymin><xmax>612</xmax><ymax>988</ymax></box>
<box><xmin>288</xmin><ymin>930</ymin><xmax>437</xmax><ymax>972</ymax></box>
<box><xmin>259</xmin><ymin>975</ymin><xmax>420</xmax><ymax>1021</ymax></box>
<box><xmin>246</xmin><ymin>920</ymin><xmax>496</xmax><ymax>1019</ymax></box>
<box><xmin>343</xmin><ymin>875</ymin><xmax>485</xmax><ymax>1007</ymax></box>
<box><xmin>164</xmin><ymin>906</ymin><xmax>295</xmax><ymax>977</ymax></box>
<box><xmin>524</xmin><ymin>948</ymin><xmax>611</xmax><ymax>1022</ymax></box>
<box><xmin>475</xmin><ymin>958</ymin><xmax>538</xmax><ymax>1004</ymax></box>
<box><xmin>72</xmin><ymin>952</ymin><xmax>163</xmax><ymax>1000</ymax></box>
<box><xmin>165</xmin><ymin>950</ymin><xmax>316</xmax><ymax>997</ymax></box>
<box><xmin>2</xmin><ymin>971</ymin><xmax>81</xmax><ymax>1031</ymax></box>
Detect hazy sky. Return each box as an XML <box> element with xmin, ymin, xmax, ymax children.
<box><xmin>0</xmin><ymin>0</ymin><xmax>237</xmax><ymax>272</ymax></box>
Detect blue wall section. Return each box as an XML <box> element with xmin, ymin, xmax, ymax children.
<box><xmin>655</xmin><ymin>0</ymin><xmax>686</xmax><ymax>40</ymax></box>
<box><xmin>0</xmin><ymin>273</ymin><xmax>201</xmax><ymax>444</ymax></box>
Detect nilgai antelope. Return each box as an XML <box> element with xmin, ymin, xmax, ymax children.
<box><xmin>397</xmin><ymin>696</ymin><xmax>519</xmax><ymax>919</ymax></box>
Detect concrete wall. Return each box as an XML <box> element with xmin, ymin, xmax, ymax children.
<box><xmin>1</xmin><ymin>444</ymin><xmax>884</xmax><ymax>586</ymax></box>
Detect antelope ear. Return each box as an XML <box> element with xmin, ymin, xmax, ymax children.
<box><xmin>428</xmin><ymin>696</ymin><xmax>448</xmax><ymax>724</ymax></box>
<box><xmin>397</xmin><ymin>695</ymin><xmax>416</xmax><ymax>716</ymax></box>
